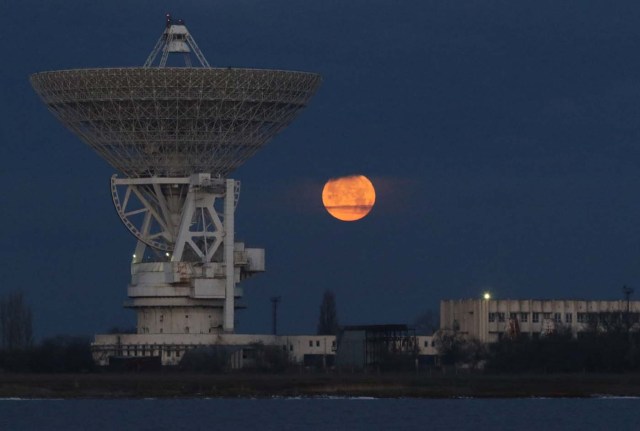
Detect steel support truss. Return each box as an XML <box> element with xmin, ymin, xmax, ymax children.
<box><xmin>111</xmin><ymin>174</ymin><xmax>239</xmax><ymax>262</ymax></box>
<box><xmin>111</xmin><ymin>173</ymin><xmax>241</xmax><ymax>331</ymax></box>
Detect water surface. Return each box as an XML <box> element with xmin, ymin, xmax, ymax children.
<box><xmin>1</xmin><ymin>397</ymin><xmax>639</xmax><ymax>430</ymax></box>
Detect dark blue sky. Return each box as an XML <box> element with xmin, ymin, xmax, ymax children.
<box><xmin>3</xmin><ymin>0</ymin><xmax>640</xmax><ymax>338</ymax></box>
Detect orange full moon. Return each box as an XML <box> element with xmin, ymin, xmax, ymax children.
<box><xmin>322</xmin><ymin>175</ymin><xmax>376</xmax><ymax>221</ymax></box>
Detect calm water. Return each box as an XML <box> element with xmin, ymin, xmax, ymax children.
<box><xmin>1</xmin><ymin>397</ymin><xmax>640</xmax><ymax>430</ymax></box>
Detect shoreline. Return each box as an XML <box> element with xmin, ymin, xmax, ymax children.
<box><xmin>2</xmin><ymin>373</ymin><xmax>640</xmax><ymax>399</ymax></box>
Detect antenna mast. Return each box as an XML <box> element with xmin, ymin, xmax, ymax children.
<box><xmin>623</xmin><ymin>285</ymin><xmax>634</xmax><ymax>311</ymax></box>
<box><xmin>623</xmin><ymin>285</ymin><xmax>634</xmax><ymax>329</ymax></box>
<box><xmin>271</xmin><ymin>296</ymin><xmax>281</xmax><ymax>335</ymax></box>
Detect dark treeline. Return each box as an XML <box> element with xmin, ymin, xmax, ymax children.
<box><xmin>5</xmin><ymin>332</ymin><xmax>640</xmax><ymax>374</ymax></box>
<box><xmin>1</xmin><ymin>338</ymin><xmax>296</xmax><ymax>374</ymax></box>
<box><xmin>317</xmin><ymin>290</ymin><xmax>339</xmax><ymax>336</ymax></box>
<box><xmin>180</xmin><ymin>342</ymin><xmax>291</xmax><ymax>374</ymax></box>
<box><xmin>0</xmin><ymin>292</ymin><xmax>33</xmax><ymax>351</ymax></box>
<box><xmin>0</xmin><ymin>336</ymin><xmax>95</xmax><ymax>373</ymax></box>
<box><xmin>486</xmin><ymin>330</ymin><xmax>640</xmax><ymax>373</ymax></box>
<box><xmin>0</xmin><ymin>291</ymin><xmax>95</xmax><ymax>373</ymax></box>
<box><xmin>438</xmin><ymin>311</ymin><xmax>640</xmax><ymax>373</ymax></box>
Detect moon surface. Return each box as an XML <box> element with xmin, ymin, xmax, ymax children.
<box><xmin>322</xmin><ymin>175</ymin><xmax>376</xmax><ymax>221</ymax></box>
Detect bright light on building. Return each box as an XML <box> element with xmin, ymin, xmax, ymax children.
<box><xmin>483</xmin><ymin>292</ymin><xmax>491</xmax><ymax>300</ymax></box>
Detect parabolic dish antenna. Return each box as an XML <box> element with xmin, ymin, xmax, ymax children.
<box><xmin>29</xmin><ymin>14</ymin><xmax>321</xmax><ymax>341</ymax></box>
<box><xmin>30</xmin><ymin>24</ymin><xmax>321</xmax><ymax>178</ymax></box>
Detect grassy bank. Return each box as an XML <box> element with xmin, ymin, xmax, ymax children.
<box><xmin>1</xmin><ymin>372</ymin><xmax>640</xmax><ymax>399</ymax></box>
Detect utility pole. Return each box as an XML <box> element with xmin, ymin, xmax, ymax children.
<box><xmin>623</xmin><ymin>285</ymin><xmax>634</xmax><ymax>331</ymax></box>
<box><xmin>271</xmin><ymin>296</ymin><xmax>281</xmax><ymax>335</ymax></box>
<box><xmin>623</xmin><ymin>285</ymin><xmax>633</xmax><ymax>312</ymax></box>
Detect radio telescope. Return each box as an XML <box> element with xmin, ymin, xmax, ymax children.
<box><xmin>31</xmin><ymin>15</ymin><xmax>321</xmax><ymax>338</ymax></box>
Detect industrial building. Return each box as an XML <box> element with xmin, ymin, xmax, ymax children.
<box><xmin>441</xmin><ymin>298</ymin><xmax>640</xmax><ymax>343</ymax></box>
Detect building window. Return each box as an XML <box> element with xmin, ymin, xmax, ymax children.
<box><xmin>543</xmin><ymin>313</ymin><xmax>552</xmax><ymax>320</ymax></box>
<box><xmin>309</xmin><ymin>340</ymin><xmax>313</xmax><ymax>347</ymax></box>
<box><xmin>316</xmin><ymin>340</ymin><xmax>320</xmax><ymax>347</ymax></box>
<box><xmin>159</xmin><ymin>314</ymin><xmax>164</xmax><ymax>322</ymax></box>
<box><xmin>509</xmin><ymin>313</ymin><xmax>517</xmax><ymax>320</ymax></box>
<box><xmin>565</xmin><ymin>313</ymin><xmax>573</xmax><ymax>323</ymax></box>
<box><xmin>289</xmin><ymin>345</ymin><xmax>293</xmax><ymax>352</ymax></box>
<box><xmin>160</xmin><ymin>328</ymin><xmax>163</xmax><ymax>334</ymax></box>
<box><xmin>532</xmin><ymin>313</ymin><xmax>539</xmax><ymax>323</ymax></box>
<box><xmin>497</xmin><ymin>312</ymin><xmax>505</xmax><ymax>322</ymax></box>
<box><xmin>332</xmin><ymin>341</ymin><xmax>336</xmax><ymax>348</ymax></box>
<box><xmin>176</xmin><ymin>350</ymin><xmax>181</xmax><ymax>358</ymax></box>
<box><xmin>488</xmin><ymin>312</ymin><xmax>496</xmax><ymax>322</ymax></box>
<box><xmin>577</xmin><ymin>312</ymin><xmax>586</xmax><ymax>323</ymax></box>
<box><xmin>185</xmin><ymin>326</ymin><xmax>190</xmax><ymax>333</ymax></box>
<box><xmin>554</xmin><ymin>313</ymin><xmax>561</xmax><ymax>323</ymax></box>
<box><xmin>520</xmin><ymin>313</ymin><xmax>528</xmax><ymax>322</ymax></box>
<box><xmin>431</xmin><ymin>340</ymin><xmax>436</xmax><ymax>347</ymax></box>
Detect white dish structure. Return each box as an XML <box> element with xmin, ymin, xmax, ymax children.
<box><xmin>31</xmin><ymin>16</ymin><xmax>321</xmax><ymax>344</ymax></box>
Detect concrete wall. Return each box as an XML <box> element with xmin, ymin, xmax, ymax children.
<box><xmin>135</xmin><ymin>307</ymin><xmax>225</xmax><ymax>335</ymax></box>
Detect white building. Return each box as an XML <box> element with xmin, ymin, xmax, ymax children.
<box><xmin>92</xmin><ymin>333</ymin><xmax>336</xmax><ymax>368</ymax></box>
<box><xmin>417</xmin><ymin>336</ymin><xmax>438</xmax><ymax>355</ymax></box>
<box><xmin>441</xmin><ymin>298</ymin><xmax>640</xmax><ymax>343</ymax></box>
<box><xmin>92</xmin><ymin>332</ymin><xmax>437</xmax><ymax>368</ymax></box>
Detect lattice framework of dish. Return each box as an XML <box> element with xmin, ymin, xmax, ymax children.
<box><xmin>31</xmin><ymin>67</ymin><xmax>322</xmax><ymax>177</ymax></box>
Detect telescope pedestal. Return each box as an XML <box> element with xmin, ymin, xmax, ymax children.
<box><xmin>112</xmin><ymin>174</ymin><xmax>264</xmax><ymax>334</ymax></box>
